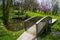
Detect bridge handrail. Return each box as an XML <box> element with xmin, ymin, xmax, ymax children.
<box><xmin>24</xmin><ymin>16</ymin><xmax>42</xmax><ymax>31</ymax></box>
<box><xmin>36</xmin><ymin>16</ymin><xmax>52</xmax><ymax>37</ymax></box>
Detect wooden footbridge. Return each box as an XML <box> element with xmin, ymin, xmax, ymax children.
<box><xmin>17</xmin><ymin>16</ymin><xmax>57</xmax><ymax>40</ymax></box>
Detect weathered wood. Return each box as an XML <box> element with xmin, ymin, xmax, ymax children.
<box><xmin>17</xmin><ymin>32</ymin><xmax>35</xmax><ymax>40</ymax></box>
<box><xmin>24</xmin><ymin>16</ymin><xmax>42</xmax><ymax>31</ymax></box>
<box><xmin>17</xmin><ymin>16</ymin><xmax>57</xmax><ymax>40</ymax></box>
<box><xmin>36</xmin><ymin>16</ymin><xmax>52</xmax><ymax>37</ymax></box>
<box><xmin>17</xmin><ymin>25</ymin><xmax>36</xmax><ymax>40</ymax></box>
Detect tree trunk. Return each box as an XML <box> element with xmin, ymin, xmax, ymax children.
<box><xmin>3</xmin><ymin>0</ymin><xmax>10</xmax><ymax>28</ymax></box>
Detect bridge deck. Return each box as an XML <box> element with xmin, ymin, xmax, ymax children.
<box><xmin>52</xmin><ymin>19</ymin><xmax>57</xmax><ymax>24</ymax></box>
<box><xmin>17</xmin><ymin>19</ymin><xmax>57</xmax><ymax>40</ymax></box>
<box><xmin>17</xmin><ymin>25</ymin><xmax>36</xmax><ymax>40</ymax></box>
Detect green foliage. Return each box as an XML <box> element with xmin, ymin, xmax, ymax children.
<box><xmin>13</xmin><ymin>14</ymin><xmax>30</xmax><ymax>20</ymax></box>
<box><xmin>27</xmin><ymin>11</ymin><xmax>60</xmax><ymax>40</ymax></box>
<box><xmin>0</xmin><ymin>8</ymin><xmax>60</xmax><ymax>40</ymax></box>
<box><xmin>41</xmin><ymin>34</ymin><xmax>60</xmax><ymax>40</ymax></box>
<box><xmin>0</xmin><ymin>27</ymin><xmax>15</xmax><ymax>40</ymax></box>
<box><xmin>0</xmin><ymin>27</ymin><xmax>24</xmax><ymax>40</ymax></box>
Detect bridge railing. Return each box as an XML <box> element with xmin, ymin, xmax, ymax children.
<box><xmin>24</xmin><ymin>16</ymin><xmax>42</xmax><ymax>31</ymax></box>
<box><xmin>36</xmin><ymin>16</ymin><xmax>52</xmax><ymax>40</ymax></box>
<box><xmin>17</xmin><ymin>16</ymin><xmax>53</xmax><ymax>40</ymax></box>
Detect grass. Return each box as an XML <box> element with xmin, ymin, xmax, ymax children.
<box><xmin>0</xmin><ymin>8</ymin><xmax>60</xmax><ymax>40</ymax></box>
<box><xmin>27</xmin><ymin>11</ymin><xmax>60</xmax><ymax>32</ymax></box>
<box><xmin>0</xmin><ymin>9</ymin><xmax>24</xmax><ymax>40</ymax></box>
<box><xmin>0</xmin><ymin>27</ymin><xmax>24</xmax><ymax>40</ymax></box>
<box><xmin>27</xmin><ymin>11</ymin><xmax>60</xmax><ymax>40</ymax></box>
<box><xmin>41</xmin><ymin>34</ymin><xmax>60</xmax><ymax>40</ymax></box>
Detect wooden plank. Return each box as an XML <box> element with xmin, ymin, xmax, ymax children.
<box><xmin>17</xmin><ymin>32</ymin><xmax>36</xmax><ymax>40</ymax></box>
<box><xmin>27</xmin><ymin>25</ymin><xmax>36</xmax><ymax>35</ymax></box>
<box><xmin>17</xmin><ymin>25</ymin><xmax>36</xmax><ymax>40</ymax></box>
<box><xmin>17</xmin><ymin>18</ymin><xmax>57</xmax><ymax>40</ymax></box>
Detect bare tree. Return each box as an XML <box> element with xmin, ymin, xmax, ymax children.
<box><xmin>23</xmin><ymin>0</ymin><xmax>38</xmax><ymax>12</ymax></box>
<box><xmin>3</xmin><ymin>0</ymin><xmax>11</xmax><ymax>28</ymax></box>
<box><xmin>52</xmin><ymin>1</ymin><xmax>58</xmax><ymax>15</ymax></box>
